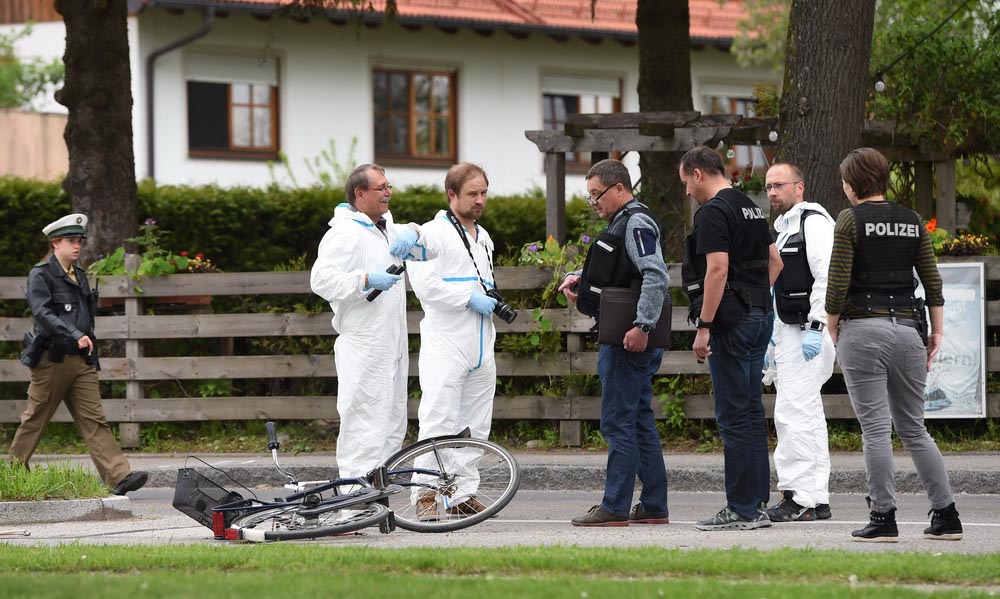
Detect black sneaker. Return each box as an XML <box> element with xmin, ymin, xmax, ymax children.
<box><xmin>111</xmin><ymin>471</ymin><xmax>148</xmax><ymax>496</ymax></box>
<box><xmin>852</xmin><ymin>498</ymin><xmax>898</xmax><ymax>542</ymax></box>
<box><xmin>766</xmin><ymin>491</ymin><xmax>809</xmax><ymax>522</ymax></box>
<box><xmin>571</xmin><ymin>505</ymin><xmax>628</xmax><ymax>527</ymax></box>
<box><xmin>924</xmin><ymin>503</ymin><xmax>963</xmax><ymax>540</ymax></box>
<box><xmin>629</xmin><ymin>503</ymin><xmax>669</xmax><ymax>524</ymax></box>
<box><xmin>696</xmin><ymin>506</ymin><xmax>771</xmax><ymax>531</ymax></box>
<box><xmin>791</xmin><ymin>502</ymin><xmax>832</xmax><ymax>521</ymax></box>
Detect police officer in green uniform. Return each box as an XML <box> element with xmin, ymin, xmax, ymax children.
<box><xmin>826</xmin><ymin>148</ymin><xmax>962</xmax><ymax>542</ymax></box>
<box><xmin>10</xmin><ymin>214</ymin><xmax>148</xmax><ymax>496</ymax></box>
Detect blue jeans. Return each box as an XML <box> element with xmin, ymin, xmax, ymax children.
<box><xmin>707</xmin><ymin>307</ymin><xmax>772</xmax><ymax>518</ymax></box>
<box><xmin>598</xmin><ymin>344</ymin><xmax>668</xmax><ymax>517</ymax></box>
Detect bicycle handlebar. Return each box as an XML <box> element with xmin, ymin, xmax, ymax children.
<box><xmin>266</xmin><ymin>421</ymin><xmax>279</xmax><ymax>451</ymax></box>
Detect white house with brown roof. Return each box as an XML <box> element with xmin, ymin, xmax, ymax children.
<box><xmin>2</xmin><ymin>0</ymin><xmax>777</xmax><ymax>194</ymax></box>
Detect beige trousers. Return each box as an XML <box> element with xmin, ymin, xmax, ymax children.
<box><xmin>9</xmin><ymin>351</ymin><xmax>130</xmax><ymax>486</ymax></box>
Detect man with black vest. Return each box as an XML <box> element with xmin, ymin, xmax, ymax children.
<box><xmin>558</xmin><ymin>159</ymin><xmax>670</xmax><ymax>527</ymax></box>
<box><xmin>827</xmin><ymin>147</ymin><xmax>961</xmax><ymax>542</ymax></box>
<box><xmin>679</xmin><ymin>146</ymin><xmax>782</xmax><ymax>531</ymax></box>
<box><xmin>762</xmin><ymin>162</ymin><xmax>836</xmax><ymax>523</ymax></box>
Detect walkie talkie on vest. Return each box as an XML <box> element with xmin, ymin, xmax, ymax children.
<box><xmin>365</xmin><ymin>263</ymin><xmax>405</xmax><ymax>302</ymax></box>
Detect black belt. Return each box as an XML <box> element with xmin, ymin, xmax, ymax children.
<box><xmin>844</xmin><ymin>316</ymin><xmax>921</xmax><ymax>329</ymax></box>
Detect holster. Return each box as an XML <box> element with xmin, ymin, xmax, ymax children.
<box><xmin>20</xmin><ymin>331</ymin><xmax>46</xmax><ymax>368</ymax></box>
<box><xmin>915</xmin><ymin>298</ymin><xmax>929</xmax><ymax>347</ymax></box>
<box><xmin>48</xmin><ymin>336</ymin><xmax>76</xmax><ymax>363</ymax></box>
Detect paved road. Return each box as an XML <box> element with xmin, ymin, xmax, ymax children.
<box><xmin>5</xmin><ymin>488</ymin><xmax>998</xmax><ymax>554</ymax></box>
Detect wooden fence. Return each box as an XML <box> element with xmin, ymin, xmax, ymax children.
<box><xmin>2</xmin><ymin>257</ymin><xmax>998</xmax><ymax>447</ymax></box>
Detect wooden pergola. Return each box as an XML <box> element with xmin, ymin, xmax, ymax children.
<box><xmin>526</xmin><ymin>112</ymin><xmax>960</xmax><ymax>242</ymax></box>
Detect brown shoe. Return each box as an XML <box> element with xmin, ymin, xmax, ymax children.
<box><xmin>416</xmin><ymin>493</ymin><xmax>439</xmax><ymax>521</ymax></box>
<box><xmin>448</xmin><ymin>496</ymin><xmax>488</xmax><ymax>516</ymax></box>
<box><xmin>629</xmin><ymin>503</ymin><xmax>669</xmax><ymax>524</ymax></box>
<box><xmin>571</xmin><ymin>505</ymin><xmax>628</xmax><ymax>527</ymax></box>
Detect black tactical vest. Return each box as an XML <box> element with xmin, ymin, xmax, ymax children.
<box><xmin>576</xmin><ymin>202</ymin><xmax>659</xmax><ymax>318</ymax></box>
<box><xmin>774</xmin><ymin>209</ymin><xmax>819</xmax><ymax>325</ymax></box>
<box><xmin>682</xmin><ymin>188</ymin><xmax>771</xmax><ymax>323</ymax></box>
<box><xmin>847</xmin><ymin>201</ymin><xmax>922</xmax><ymax>315</ymax></box>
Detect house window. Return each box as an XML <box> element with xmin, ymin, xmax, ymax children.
<box><xmin>541</xmin><ymin>74</ymin><xmax>621</xmax><ymax>169</ymax></box>
<box><xmin>705</xmin><ymin>95</ymin><xmax>768</xmax><ymax>170</ymax></box>
<box><xmin>186</xmin><ymin>53</ymin><xmax>279</xmax><ymax>159</ymax></box>
<box><xmin>373</xmin><ymin>69</ymin><xmax>456</xmax><ymax>163</ymax></box>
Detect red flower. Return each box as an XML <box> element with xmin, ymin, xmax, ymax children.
<box><xmin>926</xmin><ymin>218</ymin><xmax>937</xmax><ymax>233</ymax></box>
<box><xmin>196</xmin><ymin>253</ymin><xmax>205</xmax><ymax>260</ymax></box>
<box><xmin>180</xmin><ymin>251</ymin><xmax>189</xmax><ymax>257</ymax></box>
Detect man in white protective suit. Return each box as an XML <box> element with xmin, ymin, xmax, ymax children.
<box><xmin>310</xmin><ymin>163</ymin><xmax>433</xmax><ymax>479</ymax></box>
<box><xmin>763</xmin><ymin>162</ymin><xmax>837</xmax><ymax>522</ymax></box>
<box><xmin>406</xmin><ymin>163</ymin><xmax>501</xmax><ymax>519</ymax></box>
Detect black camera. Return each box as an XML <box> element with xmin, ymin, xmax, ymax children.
<box><xmin>485</xmin><ymin>289</ymin><xmax>517</xmax><ymax>324</ymax></box>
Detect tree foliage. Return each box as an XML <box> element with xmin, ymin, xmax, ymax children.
<box><xmin>0</xmin><ymin>24</ymin><xmax>64</xmax><ymax>109</ymax></box>
<box><xmin>733</xmin><ymin>0</ymin><xmax>1000</xmax><ymax>156</ymax></box>
<box><xmin>868</xmin><ymin>4</ymin><xmax>1000</xmax><ymax>154</ymax></box>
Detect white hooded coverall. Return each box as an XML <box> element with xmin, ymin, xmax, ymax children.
<box><xmin>770</xmin><ymin>201</ymin><xmax>836</xmax><ymax>509</ymax></box>
<box><xmin>406</xmin><ymin>210</ymin><xmax>498</xmax><ymax>506</ymax></box>
<box><xmin>310</xmin><ymin>204</ymin><xmax>430</xmax><ymax>479</ymax></box>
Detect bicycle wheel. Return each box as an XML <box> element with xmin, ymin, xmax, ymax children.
<box><xmin>231</xmin><ymin>490</ymin><xmax>389</xmax><ymax>542</ymax></box>
<box><xmin>384</xmin><ymin>437</ymin><xmax>519</xmax><ymax>533</ymax></box>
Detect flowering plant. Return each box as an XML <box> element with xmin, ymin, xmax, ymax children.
<box><xmin>924</xmin><ymin>218</ymin><xmax>950</xmax><ymax>254</ymax></box>
<box><xmin>938</xmin><ymin>233</ymin><xmax>996</xmax><ymax>256</ymax></box>
<box><xmin>88</xmin><ymin>218</ymin><xmax>217</xmax><ymax>280</ymax></box>
<box><xmin>730</xmin><ymin>168</ymin><xmax>766</xmax><ymax>195</ymax></box>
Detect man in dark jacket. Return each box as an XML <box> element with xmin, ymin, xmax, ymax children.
<box><xmin>10</xmin><ymin>213</ymin><xmax>147</xmax><ymax>496</ymax></box>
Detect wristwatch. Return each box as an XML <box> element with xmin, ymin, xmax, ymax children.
<box><xmin>696</xmin><ymin>318</ymin><xmax>712</xmax><ymax>329</ymax></box>
<box><xmin>809</xmin><ymin>320</ymin><xmax>826</xmax><ymax>332</ymax></box>
<box><xmin>636</xmin><ymin>323</ymin><xmax>653</xmax><ymax>334</ymax></box>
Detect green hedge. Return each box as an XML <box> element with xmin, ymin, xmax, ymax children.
<box><xmin>1</xmin><ymin>176</ymin><xmax>593</xmax><ymax>274</ymax></box>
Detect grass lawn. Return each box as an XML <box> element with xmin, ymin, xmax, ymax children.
<box><xmin>0</xmin><ymin>460</ymin><xmax>108</xmax><ymax>501</ymax></box>
<box><xmin>1</xmin><ymin>545</ymin><xmax>998</xmax><ymax>598</ymax></box>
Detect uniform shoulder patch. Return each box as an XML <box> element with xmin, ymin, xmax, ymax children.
<box><xmin>633</xmin><ymin>227</ymin><xmax>658</xmax><ymax>257</ymax></box>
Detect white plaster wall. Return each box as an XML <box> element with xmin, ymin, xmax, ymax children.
<box><xmin>137</xmin><ymin>11</ymin><xmax>779</xmax><ymax>196</ymax></box>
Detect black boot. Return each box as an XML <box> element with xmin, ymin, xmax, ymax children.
<box><xmin>924</xmin><ymin>503</ymin><xmax>963</xmax><ymax>540</ymax></box>
<box><xmin>852</xmin><ymin>497</ymin><xmax>898</xmax><ymax>543</ymax></box>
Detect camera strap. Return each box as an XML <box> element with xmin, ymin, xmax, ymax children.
<box><xmin>445</xmin><ymin>208</ymin><xmax>495</xmax><ymax>294</ymax></box>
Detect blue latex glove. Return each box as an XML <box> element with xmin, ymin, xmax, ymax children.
<box><xmin>389</xmin><ymin>228</ymin><xmax>418</xmax><ymax>258</ymax></box>
<box><xmin>802</xmin><ymin>329</ymin><xmax>823</xmax><ymax>361</ymax></box>
<box><xmin>764</xmin><ymin>338</ymin><xmax>776</xmax><ymax>370</ymax></box>
<box><xmin>366</xmin><ymin>269</ymin><xmax>402</xmax><ymax>291</ymax></box>
<box><xmin>468</xmin><ymin>291</ymin><xmax>498</xmax><ymax>316</ymax></box>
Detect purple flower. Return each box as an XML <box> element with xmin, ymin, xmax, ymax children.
<box><xmin>144</xmin><ymin>217</ymin><xmax>156</xmax><ymax>226</ymax></box>
<box><xmin>97</xmin><ymin>253</ymin><xmax>105</xmax><ymax>259</ymax></box>
<box><xmin>581</xmin><ymin>235</ymin><xmax>591</xmax><ymax>244</ymax></box>
<box><xmin>528</xmin><ymin>244</ymin><xmax>539</xmax><ymax>252</ymax></box>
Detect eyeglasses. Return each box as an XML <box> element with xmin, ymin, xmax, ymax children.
<box><xmin>587</xmin><ymin>183</ymin><xmax>616</xmax><ymax>205</ymax></box>
<box><xmin>370</xmin><ymin>183</ymin><xmax>393</xmax><ymax>193</ymax></box>
<box><xmin>764</xmin><ymin>181</ymin><xmax>801</xmax><ymax>192</ymax></box>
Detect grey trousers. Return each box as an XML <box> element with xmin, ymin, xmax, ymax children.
<box><xmin>838</xmin><ymin>318</ymin><xmax>954</xmax><ymax>512</ymax></box>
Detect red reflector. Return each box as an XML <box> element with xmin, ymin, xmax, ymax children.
<box><xmin>212</xmin><ymin>512</ymin><xmax>226</xmax><ymax>539</ymax></box>
<box><xmin>224</xmin><ymin>528</ymin><xmax>240</xmax><ymax>541</ymax></box>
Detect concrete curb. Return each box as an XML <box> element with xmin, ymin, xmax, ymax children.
<box><xmin>146</xmin><ymin>465</ymin><xmax>1000</xmax><ymax>495</ymax></box>
<box><xmin>0</xmin><ymin>495</ymin><xmax>131</xmax><ymax>525</ymax></box>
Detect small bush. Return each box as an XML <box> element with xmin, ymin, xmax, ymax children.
<box><xmin>0</xmin><ymin>460</ymin><xmax>109</xmax><ymax>501</ymax></box>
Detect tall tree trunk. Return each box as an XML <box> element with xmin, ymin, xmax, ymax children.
<box><xmin>777</xmin><ymin>0</ymin><xmax>876</xmax><ymax>217</ymax></box>
<box><xmin>54</xmin><ymin>0</ymin><xmax>137</xmax><ymax>264</ymax></box>
<box><xmin>636</xmin><ymin>0</ymin><xmax>692</xmax><ymax>261</ymax></box>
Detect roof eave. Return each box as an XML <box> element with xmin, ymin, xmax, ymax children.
<box><xmin>135</xmin><ymin>0</ymin><xmax>734</xmax><ymax>49</ymax></box>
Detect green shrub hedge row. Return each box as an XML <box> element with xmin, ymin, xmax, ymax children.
<box><xmin>1</xmin><ymin>177</ymin><xmax>593</xmax><ymax>275</ymax></box>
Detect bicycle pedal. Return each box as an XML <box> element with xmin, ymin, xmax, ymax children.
<box><xmin>379</xmin><ymin>512</ymin><xmax>396</xmax><ymax>534</ymax></box>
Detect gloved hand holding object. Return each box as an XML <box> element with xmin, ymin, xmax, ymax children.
<box><xmin>802</xmin><ymin>329</ymin><xmax>823</xmax><ymax>361</ymax></box>
<box><xmin>389</xmin><ymin>228</ymin><xmax>418</xmax><ymax>258</ymax></box>
<box><xmin>366</xmin><ymin>268</ymin><xmax>402</xmax><ymax>291</ymax></box>
<box><xmin>467</xmin><ymin>291</ymin><xmax>498</xmax><ymax>316</ymax></box>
